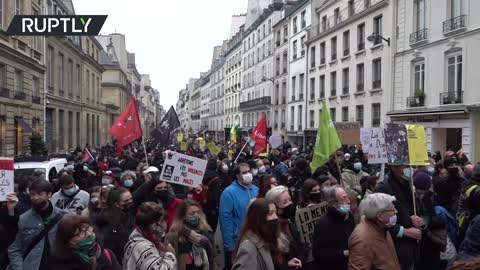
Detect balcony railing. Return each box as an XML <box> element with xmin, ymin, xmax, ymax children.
<box><xmin>0</xmin><ymin>85</ymin><xmax>9</xmax><ymax>98</ymax></box>
<box><xmin>331</xmin><ymin>89</ymin><xmax>336</xmax><ymax>96</ymax></box>
<box><xmin>344</xmin><ymin>49</ymin><xmax>350</xmax><ymax>56</ymax></box>
<box><xmin>291</xmin><ymin>96</ymin><xmax>296</xmax><ymax>101</ymax></box>
<box><xmin>310</xmin><ymin>121</ymin><xmax>315</xmax><ymax>127</ymax></box>
<box><xmin>299</xmin><ymin>93</ymin><xmax>304</xmax><ymax>100</ymax></box>
<box><xmin>282</xmin><ymin>97</ymin><xmax>286</xmax><ymax>104</ymax></box>
<box><xmin>281</xmin><ymin>123</ymin><xmax>285</xmax><ymax>128</ymax></box>
<box><xmin>357</xmin><ymin>83</ymin><xmax>364</xmax><ymax>92</ymax></box>
<box><xmin>14</xmin><ymin>90</ymin><xmax>26</xmax><ymax>100</ymax></box>
<box><xmin>406</xmin><ymin>96</ymin><xmax>425</xmax><ymax>107</ymax></box>
<box><xmin>310</xmin><ymin>94</ymin><xmax>315</xmax><ymax>100</ymax></box>
<box><xmin>342</xmin><ymin>87</ymin><xmax>349</xmax><ymax>95</ymax></box>
<box><xmin>440</xmin><ymin>91</ymin><xmax>463</xmax><ymax>105</ymax></box>
<box><xmin>443</xmin><ymin>15</ymin><xmax>466</xmax><ymax>34</ymax></box>
<box><xmin>357</xmin><ymin>42</ymin><xmax>365</xmax><ymax>51</ymax></box>
<box><xmin>32</xmin><ymin>95</ymin><xmax>41</xmax><ymax>104</ymax></box>
<box><xmin>331</xmin><ymin>53</ymin><xmax>337</xmax><ymax>61</ymax></box>
<box><xmin>373</xmin><ymin>80</ymin><xmax>381</xmax><ymax>89</ymax></box>
<box><xmin>409</xmin><ymin>29</ymin><xmax>429</xmax><ymax>45</ymax></box>
<box><xmin>239</xmin><ymin>96</ymin><xmax>271</xmax><ymax>111</ymax></box>
<box><xmin>372</xmin><ymin>118</ymin><xmax>380</xmax><ymax>127</ymax></box>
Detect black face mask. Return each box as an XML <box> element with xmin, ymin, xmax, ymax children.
<box><xmin>155</xmin><ymin>191</ymin><xmax>169</xmax><ymax>201</ymax></box>
<box><xmin>267</xmin><ymin>218</ymin><xmax>279</xmax><ymax>233</ymax></box>
<box><xmin>121</xmin><ymin>202</ymin><xmax>134</xmax><ymax>213</ymax></box>
<box><xmin>448</xmin><ymin>167</ymin><xmax>459</xmax><ymax>175</ymax></box>
<box><xmin>310</xmin><ymin>192</ymin><xmax>322</xmax><ymax>203</ymax></box>
<box><xmin>279</xmin><ymin>203</ymin><xmax>296</xmax><ymax>221</ymax></box>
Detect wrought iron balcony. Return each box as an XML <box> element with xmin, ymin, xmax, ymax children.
<box><xmin>373</xmin><ymin>80</ymin><xmax>382</xmax><ymax>89</ymax></box>
<box><xmin>409</xmin><ymin>29</ymin><xmax>429</xmax><ymax>45</ymax></box>
<box><xmin>440</xmin><ymin>91</ymin><xmax>463</xmax><ymax>105</ymax></box>
<box><xmin>372</xmin><ymin>118</ymin><xmax>380</xmax><ymax>127</ymax></box>
<box><xmin>357</xmin><ymin>42</ymin><xmax>365</xmax><ymax>51</ymax></box>
<box><xmin>357</xmin><ymin>83</ymin><xmax>364</xmax><ymax>92</ymax></box>
<box><xmin>14</xmin><ymin>90</ymin><xmax>26</xmax><ymax>100</ymax></box>
<box><xmin>320</xmin><ymin>57</ymin><xmax>326</xmax><ymax>65</ymax></box>
<box><xmin>342</xmin><ymin>87</ymin><xmax>349</xmax><ymax>95</ymax></box>
<box><xmin>291</xmin><ymin>95</ymin><xmax>296</xmax><ymax>101</ymax></box>
<box><xmin>282</xmin><ymin>97</ymin><xmax>286</xmax><ymax>104</ymax></box>
<box><xmin>406</xmin><ymin>96</ymin><xmax>425</xmax><ymax>107</ymax></box>
<box><xmin>239</xmin><ymin>96</ymin><xmax>271</xmax><ymax>111</ymax></box>
<box><xmin>443</xmin><ymin>15</ymin><xmax>466</xmax><ymax>34</ymax></box>
<box><xmin>0</xmin><ymin>86</ymin><xmax>9</xmax><ymax>98</ymax></box>
<box><xmin>310</xmin><ymin>121</ymin><xmax>315</xmax><ymax>127</ymax></box>
<box><xmin>344</xmin><ymin>49</ymin><xmax>350</xmax><ymax>56</ymax></box>
<box><xmin>299</xmin><ymin>93</ymin><xmax>304</xmax><ymax>100</ymax></box>
<box><xmin>32</xmin><ymin>96</ymin><xmax>41</xmax><ymax>104</ymax></box>
<box><xmin>331</xmin><ymin>53</ymin><xmax>337</xmax><ymax>61</ymax></box>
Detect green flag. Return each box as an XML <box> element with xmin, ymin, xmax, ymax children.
<box><xmin>230</xmin><ymin>124</ymin><xmax>239</xmax><ymax>144</ymax></box>
<box><xmin>311</xmin><ymin>100</ymin><xmax>342</xmax><ymax>172</ymax></box>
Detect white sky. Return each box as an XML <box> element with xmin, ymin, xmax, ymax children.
<box><xmin>72</xmin><ymin>0</ymin><xmax>248</xmax><ymax>109</ymax></box>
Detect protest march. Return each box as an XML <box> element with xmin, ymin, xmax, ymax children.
<box><xmin>1</xmin><ymin>98</ymin><xmax>479</xmax><ymax>270</ymax></box>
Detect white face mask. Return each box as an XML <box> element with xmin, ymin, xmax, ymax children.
<box><xmin>102</xmin><ymin>178</ymin><xmax>113</xmax><ymax>185</ymax></box>
<box><xmin>385</xmin><ymin>215</ymin><xmax>397</xmax><ymax>227</ymax></box>
<box><xmin>252</xmin><ymin>169</ymin><xmax>258</xmax><ymax>176</ymax></box>
<box><xmin>242</xmin><ymin>173</ymin><xmax>253</xmax><ymax>184</ymax></box>
<box><xmin>258</xmin><ymin>166</ymin><xmax>266</xmax><ymax>173</ymax></box>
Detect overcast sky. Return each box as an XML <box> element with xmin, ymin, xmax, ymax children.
<box><xmin>72</xmin><ymin>0</ymin><xmax>247</xmax><ymax>109</ymax></box>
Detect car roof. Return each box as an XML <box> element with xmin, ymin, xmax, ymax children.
<box><xmin>14</xmin><ymin>158</ymin><xmax>67</xmax><ymax>170</ymax></box>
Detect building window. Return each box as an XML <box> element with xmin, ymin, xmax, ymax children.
<box><xmin>68</xmin><ymin>59</ymin><xmax>73</xmax><ymax>97</ymax></box>
<box><xmin>372</xmin><ymin>103</ymin><xmax>381</xmax><ymax>127</ymax></box>
<box><xmin>319</xmin><ymin>75</ymin><xmax>325</xmax><ymax>98</ymax></box>
<box><xmin>415</xmin><ymin>0</ymin><xmax>426</xmax><ymax>31</ymax></box>
<box><xmin>15</xmin><ymin>70</ymin><xmax>23</xmax><ymax>93</ymax></box>
<box><xmin>282</xmin><ymin>81</ymin><xmax>287</xmax><ymax>103</ymax></box>
<box><xmin>33</xmin><ymin>77</ymin><xmax>40</xmax><ymax>97</ymax></box>
<box><xmin>330</xmin><ymin>108</ymin><xmax>336</xmax><ymax>122</ymax></box>
<box><xmin>331</xmin><ymin>37</ymin><xmax>337</xmax><ymax>61</ymax></box>
<box><xmin>293</xmin><ymin>40</ymin><xmax>298</xmax><ymax>60</ymax></box>
<box><xmin>357</xmin><ymin>63</ymin><xmax>365</xmax><ymax>92</ymax></box>
<box><xmin>357</xmin><ymin>23</ymin><xmax>365</xmax><ymax>51</ymax></box>
<box><xmin>450</xmin><ymin>0</ymin><xmax>463</xmax><ymax>18</ymax></box>
<box><xmin>47</xmin><ymin>46</ymin><xmax>54</xmax><ymax>89</ymax></box>
<box><xmin>373</xmin><ymin>16</ymin><xmax>383</xmax><ymax>45</ymax></box>
<box><xmin>447</xmin><ymin>53</ymin><xmax>462</xmax><ymax>93</ymax></box>
<box><xmin>413</xmin><ymin>62</ymin><xmax>425</xmax><ymax>93</ymax></box>
<box><xmin>298</xmin><ymin>105</ymin><xmax>303</xmax><ymax>130</ymax></box>
<box><xmin>301</xmin><ymin>35</ymin><xmax>306</xmax><ymax>56</ymax></box>
<box><xmin>342</xmin><ymin>107</ymin><xmax>349</xmax><ymax>122</ymax></box>
<box><xmin>0</xmin><ymin>64</ymin><xmax>5</xmax><ymax>88</ymax></box>
<box><xmin>343</xmin><ymin>30</ymin><xmax>350</xmax><ymax>56</ymax></box>
<box><xmin>268</xmin><ymin>40</ymin><xmax>271</xmax><ymax>55</ymax></box>
<box><xmin>15</xmin><ymin>0</ymin><xmax>21</xmax><ymax>15</ymax></box>
<box><xmin>334</xmin><ymin>8</ymin><xmax>340</xmax><ymax>24</ymax></box>
<box><xmin>321</xmin><ymin>15</ymin><xmax>327</xmax><ymax>31</ymax></box>
<box><xmin>372</xmin><ymin>58</ymin><xmax>382</xmax><ymax>89</ymax></box>
<box><xmin>342</xmin><ymin>68</ymin><xmax>349</xmax><ymax>95</ymax></box>
<box><xmin>291</xmin><ymin>76</ymin><xmax>296</xmax><ymax>100</ymax></box>
<box><xmin>310</xmin><ymin>78</ymin><xmax>315</xmax><ymax>100</ymax></box>
<box><xmin>290</xmin><ymin>106</ymin><xmax>295</xmax><ymax>130</ymax></box>
<box><xmin>301</xmin><ymin>10</ymin><xmax>306</xmax><ymax>29</ymax></box>
<box><xmin>293</xmin><ymin>17</ymin><xmax>298</xmax><ymax>34</ymax></box>
<box><xmin>282</xmin><ymin>51</ymin><xmax>288</xmax><ymax>73</ymax></box>
<box><xmin>0</xmin><ymin>0</ymin><xmax>3</xmax><ymax>29</ymax></box>
<box><xmin>299</xmin><ymin>73</ymin><xmax>304</xmax><ymax>99</ymax></box>
<box><xmin>58</xmin><ymin>53</ymin><xmax>64</xmax><ymax>94</ymax></box>
<box><xmin>268</xmin><ymin>19</ymin><xmax>272</xmax><ymax>34</ymax></box>
<box><xmin>330</xmin><ymin>71</ymin><xmax>337</xmax><ymax>96</ymax></box>
<box><xmin>283</xmin><ymin>26</ymin><xmax>288</xmax><ymax>42</ymax></box>
<box><xmin>276</xmin><ymin>56</ymin><xmax>281</xmax><ymax>76</ymax></box>
<box><xmin>356</xmin><ymin>105</ymin><xmax>364</xmax><ymax>127</ymax></box>
<box><xmin>310</xmin><ymin>46</ymin><xmax>316</xmax><ymax>68</ymax></box>
<box><xmin>310</xmin><ymin>110</ymin><xmax>315</xmax><ymax>127</ymax></box>
<box><xmin>319</xmin><ymin>42</ymin><xmax>325</xmax><ymax>65</ymax></box>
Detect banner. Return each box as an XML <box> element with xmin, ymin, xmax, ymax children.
<box><xmin>160</xmin><ymin>152</ymin><xmax>207</xmax><ymax>188</ymax></box>
<box><xmin>0</xmin><ymin>158</ymin><xmax>14</xmax><ymax>201</ymax></box>
<box><xmin>251</xmin><ymin>113</ymin><xmax>267</xmax><ymax>157</ymax></box>
<box><xmin>269</xmin><ymin>135</ymin><xmax>282</xmax><ymax>149</ymax></box>
<box><xmin>406</xmin><ymin>125</ymin><xmax>429</xmax><ymax>165</ymax></box>
<box><xmin>385</xmin><ymin>123</ymin><xmax>409</xmax><ymax>165</ymax></box>
<box><xmin>334</xmin><ymin>122</ymin><xmax>360</xmax><ymax>145</ymax></box>
<box><xmin>360</xmin><ymin>128</ymin><xmax>371</xmax><ymax>153</ymax></box>
<box><xmin>365</xmin><ymin>128</ymin><xmax>388</xmax><ymax>164</ymax></box>
<box><xmin>294</xmin><ymin>202</ymin><xmax>329</xmax><ymax>245</ymax></box>
<box><xmin>177</xmin><ymin>132</ymin><xmax>184</xmax><ymax>142</ymax></box>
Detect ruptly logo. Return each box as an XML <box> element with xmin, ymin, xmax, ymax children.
<box><xmin>6</xmin><ymin>15</ymin><xmax>107</xmax><ymax>36</ymax></box>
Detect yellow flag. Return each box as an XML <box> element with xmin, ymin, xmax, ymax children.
<box><xmin>208</xmin><ymin>142</ymin><xmax>221</xmax><ymax>156</ymax></box>
<box><xmin>406</xmin><ymin>125</ymin><xmax>429</xmax><ymax>165</ymax></box>
<box><xmin>180</xmin><ymin>142</ymin><xmax>187</xmax><ymax>152</ymax></box>
<box><xmin>177</xmin><ymin>132</ymin><xmax>184</xmax><ymax>142</ymax></box>
<box><xmin>228</xmin><ymin>149</ymin><xmax>233</xmax><ymax>160</ymax></box>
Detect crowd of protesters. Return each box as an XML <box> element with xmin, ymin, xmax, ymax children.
<box><xmin>1</xmin><ymin>137</ymin><xmax>480</xmax><ymax>270</ymax></box>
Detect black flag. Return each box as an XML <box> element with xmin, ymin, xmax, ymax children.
<box><xmin>152</xmin><ymin>106</ymin><xmax>180</xmax><ymax>147</ymax></box>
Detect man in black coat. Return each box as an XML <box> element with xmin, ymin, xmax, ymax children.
<box><xmin>313</xmin><ymin>186</ymin><xmax>355</xmax><ymax>270</ymax></box>
<box><xmin>377</xmin><ymin>165</ymin><xmax>424</xmax><ymax>270</ymax></box>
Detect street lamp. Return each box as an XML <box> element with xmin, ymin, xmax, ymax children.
<box><xmin>367</xmin><ymin>32</ymin><xmax>390</xmax><ymax>46</ymax></box>
<box><xmin>262</xmin><ymin>76</ymin><xmax>275</xmax><ymax>83</ymax></box>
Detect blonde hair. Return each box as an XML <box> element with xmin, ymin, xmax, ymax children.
<box><xmin>169</xmin><ymin>200</ymin><xmax>212</xmax><ymax>243</ymax></box>
<box><xmin>265</xmin><ymin>185</ymin><xmax>289</xmax><ymax>206</ymax></box>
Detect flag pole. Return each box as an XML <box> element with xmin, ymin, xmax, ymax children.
<box><xmin>234</xmin><ymin>137</ymin><xmax>250</xmax><ymax>164</ymax></box>
<box><xmin>142</xmin><ymin>137</ymin><xmax>149</xmax><ymax>167</ymax></box>
<box><xmin>410</xmin><ymin>165</ymin><xmax>417</xmax><ymax>216</ymax></box>
<box><xmin>335</xmin><ymin>153</ymin><xmax>344</xmax><ymax>187</ymax></box>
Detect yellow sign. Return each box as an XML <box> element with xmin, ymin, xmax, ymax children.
<box><xmin>228</xmin><ymin>149</ymin><xmax>233</xmax><ymax>160</ymax></box>
<box><xmin>199</xmin><ymin>139</ymin><xmax>206</xmax><ymax>150</ymax></box>
<box><xmin>406</xmin><ymin>125</ymin><xmax>429</xmax><ymax>165</ymax></box>
<box><xmin>177</xmin><ymin>132</ymin><xmax>184</xmax><ymax>142</ymax></box>
<box><xmin>181</xmin><ymin>142</ymin><xmax>187</xmax><ymax>152</ymax></box>
<box><xmin>208</xmin><ymin>142</ymin><xmax>221</xmax><ymax>156</ymax></box>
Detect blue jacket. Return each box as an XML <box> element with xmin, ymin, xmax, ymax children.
<box><xmin>219</xmin><ymin>181</ymin><xmax>258</xmax><ymax>252</ymax></box>
<box><xmin>8</xmin><ymin>206</ymin><xmax>65</xmax><ymax>270</ymax></box>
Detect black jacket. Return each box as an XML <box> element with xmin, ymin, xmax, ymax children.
<box><xmin>94</xmin><ymin>209</ymin><xmax>134</xmax><ymax>262</ymax></box>
<box><xmin>0</xmin><ymin>206</ymin><xmax>19</xmax><ymax>269</ymax></box>
<box><xmin>377</xmin><ymin>173</ymin><xmax>420</xmax><ymax>265</ymax></box>
<box><xmin>50</xmin><ymin>247</ymin><xmax>121</xmax><ymax>270</ymax></box>
<box><xmin>313</xmin><ymin>207</ymin><xmax>355</xmax><ymax>270</ymax></box>
<box><xmin>276</xmin><ymin>219</ymin><xmax>307</xmax><ymax>270</ymax></box>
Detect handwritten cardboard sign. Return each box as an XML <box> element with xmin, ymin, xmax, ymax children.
<box><xmin>366</xmin><ymin>128</ymin><xmax>388</xmax><ymax>164</ymax></box>
<box><xmin>0</xmin><ymin>158</ymin><xmax>14</xmax><ymax>201</ymax></box>
<box><xmin>160</xmin><ymin>152</ymin><xmax>207</xmax><ymax>188</ymax></box>
<box><xmin>294</xmin><ymin>202</ymin><xmax>329</xmax><ymax>245</ymax></box>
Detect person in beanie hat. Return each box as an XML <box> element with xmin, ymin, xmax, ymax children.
<box><xmin>414</xmin><ymin>172</ymin><xmax>433</xmax><ymax>191</ymax></box>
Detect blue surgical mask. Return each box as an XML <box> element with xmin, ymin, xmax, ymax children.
<box><xmin>338</xmin><ymin>204</ymin><xmax>351</xmax><ymax>214</ymax></box>
<box><xmin>353</xmin><ymin>162</ymin><xmax>362</xmax><ymax>172</ymax></box>
<box><xmin>427</xmin><ymin>167</ymin><xmax>435</xmax><ymax>176</ymax></box>
<box><xmin>63</xmin><ymin>186</ymin><xmax>77</xmax><ymax>196</ymax></box>
<box><xmin>123</xmin><ymin>179</ymin><xmax>134</xmax><ymax>188</ymax></box>
<box><xmin>403</xmin><ymin>167</ymin><xmax>412</xmax><ymax>179</ymax></box>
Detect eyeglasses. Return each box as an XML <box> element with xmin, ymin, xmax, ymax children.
<box><xmin>383</xmin><ymin>209</ymin><xmax>396</xmax><ymax>214</ymax></box>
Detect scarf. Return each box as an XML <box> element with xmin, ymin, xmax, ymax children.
<box><xmin>182</xmin><ymin>227</ymin><xmax>211</xmax><ymax>268</ymax></box>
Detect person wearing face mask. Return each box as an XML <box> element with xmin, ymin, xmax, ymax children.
<box><xmin>120</xmin><ymin>170</ymin><xmax>137</xmax><ymax>192</ymax></box>
<box><xmin>265</xmin><ymin>186</ymin><xmax>306</xmax><ymax>270</ymax></box>
<box><xmin>434</xmin><ymin>157</ymin><xmax>465</xmax><ymax>215</ymax></box>
<box><xmin>81</xmin><ymin>186</ymin><xmax>102</xmax><ymax>218</ymax></box>
<box><xmin>219</xmin><ymin>163</ymin><xmax>259</xmax><ymax>270</ymax></box>
<box><xmin>50</xmin><ymin>214</ymin><xmax>121</xmax><ymax>270</ymax></box>
<box><xmin>167</xmin><ymin>199</ymin><xmax>214</xmax><ymax>270</ymax></box>
<box><xmin>94</xmin><ymin>187</ymin><xmax>135</xmax><ymax>262</ymax></box>
<box><xmin>377</xmin><ymin>165</ymin><xmax>424</xmax><ymax>270</ymax></box>
<box><xmin>313</xmin><ymin>186</ymin><xmax>355</xmax><ymax>270</ymax></box>
<box><xmin>51</xmin><ymin>175</ymin><xmax>90</xmax><ymax>215</ymax></box>
<box><xmin>341</xmin><ymin>157</ymin><xmax>369</xmax><ymax>199</ymax></box>
<box><xmin>8</xmin><ymin>180</ymin><xmax>66</xmax><ymax>270</ymax></box>
<box><xmin>300</xmin><ymin>179</ymin><xmax>323</xmax><ymax>207</ymax></box>
<box><xmin>124</xmin><ymin>202</ymin><xmax>177</xmax><ymax>270</ymax></box>
<box><xmin>101</xmin><ymin>174</ymin><xmax>116</xmax><ymax>186</ymax></box>
<box><xmin>348</xmin><ymin>193</ymin><xmax>401</xmax><ymax>270</ymax></box>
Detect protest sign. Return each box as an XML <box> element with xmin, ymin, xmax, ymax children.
<box><xmin>406</xmin><ymin>125</ymin><xmax>429</xmax><ymax>165</ymax></box>
<box><xmin>334</xmin><ymin>122</ymin><xmax>360</xmax><ymax>145</ymax></box>
<box><xmin>295</xmin><ymin>202</ymin><xmax>329</xmax><ymax>245</ymax></box>
<box><xmin>269</xmin><ymin>135</ymin><xmax>282</xmax><ymax>149</ymax></box>
<box><xmin>177</xmin><ymin>132</ymin><xmax>184</xmax><ymax>142</ymax></box>
<box><xmin>207</xmin><ymin>142</ymin><xmax>221</xmax><ymax>157</ymax></box>
<box><xmin>360</xmin><ymin>128</ymin><xmax>371</xmax><ymax>153</ymax></box>
<box><xmin>180</xmin><ymin>142</ymin><xmax>187</xmax><ymax>152</ymax></box>
<box><xmin>0</xmin><ymin>158</ymin><xmax>14</xmax><ymax>201</ymax></box>
<box><xmin>366</xmin><ymin>128</ymin><xmax>388</xmax><ymax>164</ymax></box>
<box><xmin>385</xmin><ymin>123</ymin><xmax>409</xmax><ymax>165</ymax></box>
<box><xmin>160</xmin><ymin>152</ymin><xmax>207</xmax><ymax>188</ymax></box>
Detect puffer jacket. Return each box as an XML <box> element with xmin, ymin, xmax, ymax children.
<box><xmin>341</xmin><ymin>169</ymin><xmax>369</xmax><ymax>198</ymax></box>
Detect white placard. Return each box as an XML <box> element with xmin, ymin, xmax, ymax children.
<box><xmin>160</xmin><ymin>152</ymin><xmax>207</xmax><ymax>188</ymax></box>
<box><xmin>360</xmin><ymin>128</ymin><xmax>371</xmax><ymax>153</ymax></box>
<box><xmin>367</xmin><ymin>128</ymin><xmax>388</xmax><ymax>164</ymax></box>
<box><xmin>0</xmin><ymin>158</ymin><xmax>14</xmax><ymax>201</ymax></box>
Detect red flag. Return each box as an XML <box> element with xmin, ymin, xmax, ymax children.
<box><xmin>82</xmin><ymin>148</ymin><xmax>94</xmax><ymax>163</ymax></box>
<box><xmin>108</xmin><ymin>98</ymin><xmax>143</xmax><ymax>157</ymax></box>
<box><xmin>251</xmin><ymin>113</ymin><xmax>267</xmax><ymax>157</ymax></box>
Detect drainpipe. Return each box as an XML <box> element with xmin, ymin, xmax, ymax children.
<box><xmin>42</xmin><ymin>0</ymin><xmax>47</xmax><ymax>141</ymax></box>
<box><xmin>304</xmin><ymin>33</ymin><xmax>308</xmax><ymax>150</ymax></box>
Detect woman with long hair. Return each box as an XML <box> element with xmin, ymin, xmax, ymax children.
<box><xmin>82</xmin><ymin>185</ymin><xmax>101</xmax><ymax>218</ymax></box>
<box><xmin>51</xmin><ymin>214</ymin><xmax>121</xmax><ymax>270</ymax></box>
<box><xmin>123</xmin><ymin>202</ymin><xmax>176</xmax><ymax>270</ymax></box>
<box><xmin>166</xmin><ymin>199</ymin><xmax>214</xmax><ymax>270</ymax></box>
<box><xmin>299</xmin><ymin>179</ymin><xmax>322</xmax><ymax>208</ymax></box>
<box><xmin>232</xmin><ymin>198</ymin><xmax>283</xmax><ymax>270</ymax></box>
